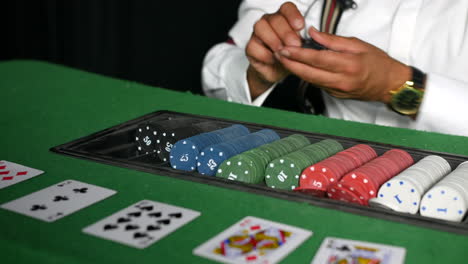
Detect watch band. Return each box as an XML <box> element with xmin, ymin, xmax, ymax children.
<box><xmin>410</xmin><ymin>66</ymin><xmax>426</xmax><ymax>90</ymax></box>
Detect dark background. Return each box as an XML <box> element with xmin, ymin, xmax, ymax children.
<box><xmin>1</xmin><ymin>0</ymin><xmax>242</xmax><ymax>94</ymax></box>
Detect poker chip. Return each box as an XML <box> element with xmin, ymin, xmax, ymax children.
<box><xmin>135</xmin><ymin>123</ymin><xmax>159</xmax><ymax>155</ymax></box>
<box><xmin>135</xmin><ymin>118</ymin><xmax>209</xmax><ymax>158</ymax></box>
<box><xmin>327</xmin><ymin>149</ymin><xmax>414</xmax><ymax>205</ymax></box>
<box><xmin>216</xmin><ymin>134</ymin><xmax>310</xmax><ymax>184</ymax></box>
<box><xmin>170</xmin><ymin>125</ymin><xmax>250</xmax><ymax>171</ymax></box>
<box><xmin>155</xmin><ymin>121</ymin><xmax>224</xmax><ymax>162</ymax></box>
<box><xmin>419</xmin><ymin>161</ymin><xmax>468</xmax><ymax>222</ymax></box>
<box><xmin>371</xmin><ymin>155</ymin><xmax>451</xmax><ymax>214</ymax></box>
<box><xmin>197</xmin><ymin>129</ymin><xmax>280</xmax><ymax>176</ymax></box>
<box><xmin>297</xmin><ymin>144</ymin><xmax>377</xmax><ymax>197</ymax></box>
<box><xmin>265</xmin><ymin>139</ymin><xmax>344</xmax><ymax>190</ymax></box>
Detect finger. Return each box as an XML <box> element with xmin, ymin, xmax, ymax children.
<box><xmin>267</xmin><ymin>14</ymin><xmax>302</xmax><ymax>47</ymax></box>
<box><xmin>308</xmin><ymin>27</ymin><xmax>363</xmax><ymax>53</ymax></box>
<box><xmin>279</xmin><ymin>46</ymin><xmax>355</xmax><ymax>73</ymax></box>
<box><xmin>277</xmin><ymin>56</ymin><xmax>341</xmax><ymax>88</ymax></box>
<box><xmin>278</xmin><ymin>2</ymin><xmax>305</xmax><ymax>30</ymax></box>
<box><xmin>246</xmin><ymin>35</ymin><xmax>276</xmax><ymax>65</ymax></box>
<box><xmin>253</xmin><ymin>17</ymin><xmax>283</xmax><ymax>52</ymax></box>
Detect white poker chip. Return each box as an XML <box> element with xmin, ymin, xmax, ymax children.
<box><xmin>376</xmin><ymin>179</ymin><xmax>422</xmax><ymax>214</ymax></box>
<box><xmin>368</xmin><ymin>197</ymin><xmax>402</xmax><ymax>212</ymax></box>
<box><xmin>420</xmin><ymin>185</ymin><xmax>467</xmax><ymax>222</ymax></box>
<box><xmin>418</xmin><ymin>161</ymin><xmax>468</xmax><ymax>222</ymax></box>
<box><xmin>375</xmin><ymin>155</ymin><xmax>451</xmax><ymax>215</ymax></box>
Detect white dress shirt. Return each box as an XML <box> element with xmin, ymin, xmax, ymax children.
<box><xmin>202</xmin><ymin>0</ymin><xmax>468</xmax><ymax>137</ymax></box>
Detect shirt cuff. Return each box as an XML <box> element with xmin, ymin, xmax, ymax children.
<box><xmin>251</xmin><ymin>84</ymin><xmax>276</xmax><ymax>106</ymax></box>
<box><xmin>412</xmin><ymin>73</ymin><xmax>468</xmax><ymax>136</ymax></box>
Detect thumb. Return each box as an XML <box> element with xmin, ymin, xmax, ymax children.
<box><xmin>308</xmin><ymin>27</ymin><xmax>362</xmax><ymax>53</ymax></box>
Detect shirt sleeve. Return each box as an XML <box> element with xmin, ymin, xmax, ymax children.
<box><xmin>411</xmin><ymin>73</ymin><xmax>468</xmax><ymax>136</ymax></box>
<box><xmin>201</xmin><ymin>0</ymin><xmax>288</xmax><ymax>105</ymax></box>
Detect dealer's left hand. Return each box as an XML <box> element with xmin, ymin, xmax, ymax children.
<box><xmin>276</xmin><ymin>27</ymin><xmax>411</xmax><ymax>104</ymax></box>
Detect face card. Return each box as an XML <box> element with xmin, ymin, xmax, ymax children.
<box><xmin>83</xmin><ymin>200</ymin><xmax>201</xmax><ymax>249</ymax></box>
<box><xmin>0</xmin><ymin>160</ymin><xmax>44</xmax><ymax>189</ymax></box>
<box><xmin>1</xmin><ymin>179</ymin><xmax>116</xmax><ymax>222</ymax></box>
<box><xmin>311</xmin><ymin>237</ymin><xmax>406</xmax><ymax>264</ymax></box>
<box><xmin>193</xmin><ymin>216</ymin><xmax>312</xmax><ymax>264</ymax></box>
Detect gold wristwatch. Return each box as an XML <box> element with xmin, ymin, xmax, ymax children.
<box><xmin>389</xmin><ymin>66</ymin><xmax>426</xmax><ymax>116</ymax></box>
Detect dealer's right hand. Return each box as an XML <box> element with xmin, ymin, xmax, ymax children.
<box><xmin>245</xmin><ymin>2</ymin><xmax>304</xmax><ymax>99</ymax></box>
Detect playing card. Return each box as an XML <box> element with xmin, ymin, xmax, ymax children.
<box><xmin>193</xmin><ymin>216</ymin><xmax>312</xmax><ymax>264</ymax></box>
<box><xmin>0</xmin><ymin>160</ymin><xmax>44</xmax><ymax>189</ymax></box>
<box><xmin>1</xmin><ymin>179</ymin><xmax>116</xmax><ymax>222</ymax></box>
<box><xmin>311</xmin><ymin>237</ymin><xmax>406</xmax><ymax>264</ymax></box>
<box><xmin>83</xmin><ymin>200</ymin><xmax>201</xmax><ymax>249</ymax></box>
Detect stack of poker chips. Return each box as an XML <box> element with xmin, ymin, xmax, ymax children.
<box><xmin>327</xmin><ymin>149</ymin><xmax>414</xmax><ymax>205</ymax></box>
<box><xmin>170</xmin><ymin>125</ymin><xmax>250</xmax><ymax>171</ymax></box>
<box><xmin>155</xmin><ymin>121</ymin><xmax>225</xmax><ymax>162</ymax></box>
<box><xmin>264</xmin><ymin>139</ymin><xmax>343</xmax><ymax>190</ymax></box>
<box><xmin>419</xmin><ymin>161</ymin><xmax>468</xmax><ymax>222</ymax></box>
<box><xmin>296</xmin><ymin>144</ymin><xmax>377</xmax><ymax>197</ymax></box>
<box><xmin>197</xmin><ymin>129</ymin><xmax>280</xmax><ymax>176</ymax></box>
<box><xmin>216</xmin><ymin>134</ymin><xmax>310</xmax><ymax>184</ymax></box>
<box><xmin>135</xmin><ymin>118</ymin><xmax>222</xmax><ymax>161</ymax></box>
<box><xmin>369</xmin><ymin>155</ymin><xmax>451</xmax><ymax>214</ymax></box>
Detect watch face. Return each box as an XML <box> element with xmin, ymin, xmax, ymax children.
<box><xmin>391</xmin><ymin>88</ymin><xmax>423</xmax><ymax>115</ymax></box>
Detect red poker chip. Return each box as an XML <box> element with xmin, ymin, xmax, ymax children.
<box><xmin>385</xmin><ymin>149</ymin><xmax>414</xmax><ymax>167</ymax></box>
<box><xmin>327</xmin><ymin>183</ymin><xmax>366</xmax><ymax>205</ymax></box>
<box><xmin>354</xmin><ymin>167</ymin><xmax>387</xmax><ymax>189</ymax></box>
<box><xmin>338</xmin><ymin>180</ymin><xmax>371</xmax><ymax>204</ymax></box>
<box><xmin>360</xmin><ymin>163</ymin><xmax>392</xmax><ymax>181</ymax></box>
<box><xmin>354</xmin><ymin>144</ymin><xmax>378</xmax><ymax>158</ymax></box>
<box><xmin>349</xmin><ymin>145</ymin><xmax>377</xmax><ymax>162</ymax></box>
<box><xmin>300</xmin><ymin>165</ymin><xmax>335</xmax><ymax>191</ymax></box>
<box><xmin>318</xmin><ymin>160</ymin><xmax>348</xmax><ymax>178</ymax></box>
<box><xmin>340</xmin><ymin>150</ymin><xmax>365</xmax><ymax>166</ymax></box>
<box><xmin>341</xmin><ymin>171</ymin><xmax>379</xmax><ymax>197</ymax></box>
<box><xmin>349</xmin><ymin>149</ymin><xmax>373</xmax><ymax>163</ymax></box>
<box><xmin>327</xmin><ymin>155</ymin><xmax>356</xmax><ymax>173</ymax></box>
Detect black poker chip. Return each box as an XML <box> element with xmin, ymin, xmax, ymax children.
<box><xmin>135</xmin><ymin>118</ymin><xmax>200</xmax><ymax>156</ymax></box>
<box><xmin>135</xmin><ymin>123</ymin><xmax>159</xmax><ymax>154</ymax></box>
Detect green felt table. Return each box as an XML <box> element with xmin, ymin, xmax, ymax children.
<box><xmin>1</xmin><ymin>60</ymin><xmax>467</xmax><ymax>263</ymax></box>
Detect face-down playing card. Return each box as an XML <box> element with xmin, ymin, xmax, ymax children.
<box><xmin>311</xmin><ymin>237</ymin><xmax>406</xmax><ymax>264</ymax></box>
<box><xmin>193</xmin><ymin>216</ymin><xmax>312</xmax><ymax>264</ymax></box>
<box><xmin>0</xmin><ymin>160</ymin><xmax>44</xmax><ymax>189</ymax></box>
<box><xmin>83</xmin><ymin>200</ymin><xmax>201</xmax><ymax>249</ymax></box>
<box><xmin>1</xmin><ymin>179</ymin><xmax>116</xmax><ymax>222</ymax></box>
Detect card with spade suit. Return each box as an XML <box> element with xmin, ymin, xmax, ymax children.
<box><xmin>0</xmin><ymin>160</ymin><xmax>44</xmax><ymax>189</ymax></box>
<box><xmin>82</xmin><ymin>200</ymin><xmax>201</xmax><ymax>249</ymax></box>
<box><xmin>1</xmin><ymin>179</ymin><xmax>116</xmax><ymax>222</ymax></box>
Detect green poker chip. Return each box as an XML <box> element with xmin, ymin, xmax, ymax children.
<box><xmin>216</xmin><ymin>134</ymin><xmax>310</xmax><ymax>184</ymax></box>
<box><xmin>265</xmin><ymin>139</ymin><xmax>343</xmax><ymax>190</ymax></box>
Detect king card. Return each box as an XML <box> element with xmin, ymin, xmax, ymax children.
<box><xmin>193</xmin><ymin>216</ymin><xmax>312</xmax><ymax>264</ymax></box>
<box><xmin>311</xmin><ymin>237</ymin><xmax>406</xmax><ymax>264</ymax></box>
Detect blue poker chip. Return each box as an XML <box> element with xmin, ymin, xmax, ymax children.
<box><xmin>197</xmin><ymin>129</ymin><xmax>280</xmax><ymax>176</ymax></box>
<box><xmin>170</xmin><ymin>125</ymin><xmax>250</xmax><ymax>171</ymax></box>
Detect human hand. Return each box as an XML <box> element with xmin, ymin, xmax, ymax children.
<box><xmin>276</xmin><ymin>27</ymin><xmax>411</xmax><ymax>104</ymax></box>
<box><xmin>245</xmin><ymin>2</ymin><xmax>304</xmax><ymax>99</ymax></box>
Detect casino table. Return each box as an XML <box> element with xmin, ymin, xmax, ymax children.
<box><xmin>1</xmin><ymin>60</ymin><xmax>468</xmax><ymax>263</ymax></box>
